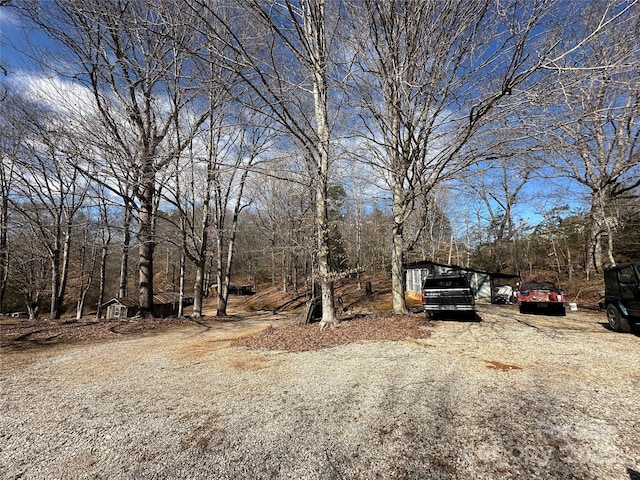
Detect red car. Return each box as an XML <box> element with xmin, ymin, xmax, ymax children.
<box><xmin>516</xmin><ymin>281</ymin><xmax>566</xmax><ymax>315</ymax></box>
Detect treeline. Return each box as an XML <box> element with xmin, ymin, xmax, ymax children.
<box><xmin>468</xmin><ymin>204</ymin><xmax>640</xmax><ymax>283</ymax></box>
<box><xmin>1</xmin><ymin>1</ymin><xmax>638</xmax><ymax>321</ymax></box>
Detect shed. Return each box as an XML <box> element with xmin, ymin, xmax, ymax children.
<box><xmin>404</xmin><ymin>260</ymin><xmax>519</xmax><ymax>303</ymax></box>
<box><xmin>102</xmin><ymin>292</ymin><xmax>194</xmax><ymax>319</ymax></box>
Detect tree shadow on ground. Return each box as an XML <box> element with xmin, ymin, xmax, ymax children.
<box><xmin>0</xmin><ymin>317</ymin><xmax>195</xmax><ymax>351</ymax></box>
<box><xmin>428</xmin><ymin>311</ymin><xmax>482</xmax><ymax>322</ymax></box>
<box><xmin>598</xmin><ymin>321</ymin><xmax>640</xmax><ymax>337</ymax></box>
<box><xmin>272</xmin><ymin>294</ymin><xmax>309</xmax><ymax>313</ymax></box>
<box><xmin>519</xmin><ymin>308</ymin><xmax>567</xmax><ymax>317</ymax></box>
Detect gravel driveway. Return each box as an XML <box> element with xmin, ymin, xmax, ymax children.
<box><xmin>1</xmin><ymin>304</ymin><xmax>639</xmax><ymax>479</ymax></box>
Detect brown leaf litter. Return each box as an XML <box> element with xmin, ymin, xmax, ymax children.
<box><xmin>231</xmin><ymin>313</ymin><xmax>431</xmax><ymax>352</ymax></box>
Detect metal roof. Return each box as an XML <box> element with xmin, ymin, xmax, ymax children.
<box><xmin>403</xmin><ymin>259</ymin><xmax>520</xmax><ymax>279</ymax></box>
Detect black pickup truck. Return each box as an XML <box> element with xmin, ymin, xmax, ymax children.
<box><xmin>422</xmin><ymin>275</ymin><xmax>475</xmax><ymax>319</ymax></box>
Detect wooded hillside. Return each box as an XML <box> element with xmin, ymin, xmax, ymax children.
<box><xmin>1</xmin><ymin>0</ymin><xmax>638</xmax><ymax>319</ymax></box>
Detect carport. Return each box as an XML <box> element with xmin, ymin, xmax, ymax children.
<box><xmin>404</xmin><ymin>260</ymin><xmax>520</xmax><ymax>303</ymax></box>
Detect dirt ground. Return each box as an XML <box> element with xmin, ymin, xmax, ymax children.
<box><xmin>1</xmin><ymin>299</ymin><xmax>639</xmax><ymax>479</ymax></box>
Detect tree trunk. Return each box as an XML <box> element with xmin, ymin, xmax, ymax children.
<box><xmin>178</xmin><ymin>250</ymin><xmax>186</xmax><ymax>317</ymax></box>
<box><xmin>271</xmin><ymin>239</ymin><xmax>276</xmax><ymax>287</ymax></box>
<box><xmin>119</xmin><ymin>204</ymin><xmax>132</xmax><ymax>298</ymax></box>
<box><xmin>45</xmin><ymin>212</ymin><xmax>64</xmax><ymax>319</ymax></box>
<box><xmin>26</xmin><ymin>292</ymin><xmax>41</xmax><ymax>320</ymax></box>
<box><xmin>137</xmin><ymin>183</ymin><xmax>155</xmax><ymax>317</ymax></box>
<box><xmin>96</xmin><ymin>243</ymin><xmax>108</xmax><ymax>320</ymax></box>
<box><xmin>304</xmin><ymin>0</ymin><xmax>337</xmax><ymax>329</ymax></box>
<box><xmin>192</xmin><ymin>259</ymin><xmax>205</xmax><ymax>318</ymax></box>
<box><xmin>282</xmin><ymin>248</ymin><xmax>287</xmax><ymax>293</ymax></box>
<box><xmin>391</xmin><ymin>230</ymin><xmax>406</xmax><ymax>314</ymax></box>
<box><xmin>606</xmin><ymin>225</ymin><xmax>616</xmax><ymax>267</ymax></box>
<box><xmin>391</xmin><ymin>182</ymin><xmax>408</xmax><ymax>314</ymax></box>
<box><xmin>550</xmin><ymin>237</ymin><xmax>561</xmax><ymax>281</ymax></box>
<box><xmin>0</xmin><ymin>194</ymin><xmax>9</xmax><ymax>313</ymax></box>
<box><xmin>189</xmin><ymin>200</ymin><xmax>210</xmax><ymax>319</ymax></box>
<box><xmin>316</xmin><ymin>170</ymin><xmax>336</xmax><ymax>328</ymax></box>
<box><xmin>216</xmin><ymin>270</ymin><xmax>228</xmax><ymax>317</ymax></box>
<box><xmin>215</xmin><ymin>232</ymin><xmax>227</xmax><ymax>316</ymax></box>
<box><xmin>587</xmin><ymin>217</ymin><xmax>602</xmax><ymax>276</ymax></box>
<box><xmin>587</xmin><ymin>189</ymin><xmax>614</xmax><ymax>275</ymax></box>
<box><xmin>76</xmin><ymin>242</ymin><xmax>87</xmax><ymax>320</ymax></box>
<box><xmin>388</xmin><ymin>66</ymin><xmax>407</xmax><ymax>314</ymax></box>
<box><xmin>55</xmin><ymin>224</ymin><xmax>72</xmax><ymax>319</ymax></box>
<box><xmin>50</xmin><ymin>235</ymin><xmax>62</xmax><ymax>319</ymax></box>
<box><xmin>293</xmin><ymin>248</ymin><xmax>299</xmax><ymax>294</ymax></box>
<box><xmin>223</xmin><ymin>169</ymin><xmax>249</xmax><ymax>316</ymax></box>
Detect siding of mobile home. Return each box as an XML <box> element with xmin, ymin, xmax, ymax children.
<box><xmin>404</xmin><ymin>261</ymin><xmax>509</xmax><ymax>302</ymax></box>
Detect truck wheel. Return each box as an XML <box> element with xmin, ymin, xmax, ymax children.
<box><xmin>606</xmin><ymin>304</ymin><xmax>631</xmax><ymax>333</ymax></box>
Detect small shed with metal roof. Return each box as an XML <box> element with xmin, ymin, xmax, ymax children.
<box><xmin>102</xmin><ymin>292</ymin><xmax>193</xmax><ymax>319</ymax></box>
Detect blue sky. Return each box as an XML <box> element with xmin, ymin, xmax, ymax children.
<box><xmin>1</xmin><ymin>7</ymin><xmax>29</xmax><ymax>74</ymax></box>
<box><xmin>0</xmin><ymin>4</ymin><xmax>603</xmax><ymax>242</ymax></box>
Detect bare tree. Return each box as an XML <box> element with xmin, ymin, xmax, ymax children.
<box><xmin>167</xmin><ymin>142</ymin><xmax>210</xmax><ymax>318</ymax></box>
<box><xmin>94</xmin><ymin>186</ymin><xmax>113</xmax><ymax>319</ymax></box>
<box><xmin>8</xmin><ymin>96</ymin><xmax>89</xmax><ymax>319</ymax></box>
<box><xmin>526</xmin><ymin>1</ymin><xmax>640</xmax><ymax>275</ymax></box>
<box><xmin>167</xmin><ymin>102</ymin><xmax>270</xmax><ymax>317</ymax></box>
<box><xmin>117</xmin><ymin>194</ymin><xmax>133</xmax><ymax>299</ymax></box>
<box><xmin>157</xmin><ymin>5</ymin><xmax>272</xmax><ymax>318</ymax></box>
<box><xmin>186</xmin><ymin>0</ymin><xmax>340</xmax><ymax>327</ymax></box>
<box><xmin>162</xmin><ymin>46</ymin><xmax>233</xmax><ymax>318</ymax></box>
<box><xmin>250</xmin><ymin>169</ymin><xmax>314</xmax><ymax>293</ymax></box>
<box><xmin>74</xmin><ymin>215</ymin><xmax>98</xmax><ymax>319</ymax></box>
<box><xmin>9</xmin><ymin>229</ymin><xmax>49</xmax><ymax>319</ymax></box>
<box><xmin>404</xmin><ymin>189</ymin><xmax>453</xmax><ymax>266</ymax></box>
<box><xmin>211</xmin><ymin>118</ymin><xmax>271</xmax><ymax>316</ymax></box>
<box><xmin>465</xmin><ymin>159</ymin><xmax>534</xmax><ymax>272</ymax></box>
<box><xmin>0</xmin><ymin>91</ymin><xmax>19</xmax><ymax>313</ymax></box>
<box><xmin>343</xmin><ymin>0</ymin><xmax>554</xmax><ymax>313</ymax></box>
<box><xmin>16</xmin><ymin>0</ymin><xmax>211</xmax><ymax>316</ymax></box>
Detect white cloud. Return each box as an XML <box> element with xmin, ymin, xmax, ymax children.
<box><xmin>15</xmin><ymin>73</ymin><xmax>97</xmax><ymax>118</ymax></box>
